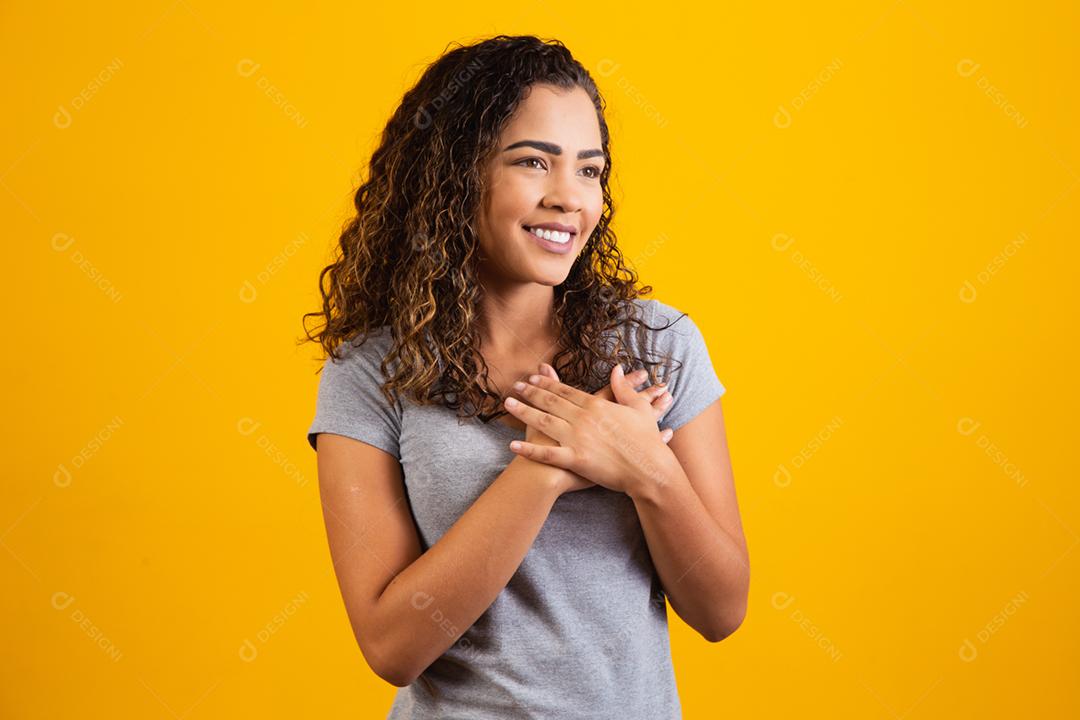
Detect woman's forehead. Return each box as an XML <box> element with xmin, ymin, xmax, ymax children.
<box><xmin>500</xmin><ymin>85</ymin><xmax>601</xmax><ymax>148</ymax></box>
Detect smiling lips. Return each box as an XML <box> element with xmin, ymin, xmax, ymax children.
<box><xmin>523</xmin><ymin>224</ymin><xmax>574</xmax><ymax>244</ymax></box>
<box><xmin>522</xmin><ymin>225</ymin><xmax>575</xmax><ymax>255</ymax></box>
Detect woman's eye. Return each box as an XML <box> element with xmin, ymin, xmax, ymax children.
<box><xmin>515</xmin><ymin>157</ymin><xmax>601</xmax><ymax>178</ymax></box>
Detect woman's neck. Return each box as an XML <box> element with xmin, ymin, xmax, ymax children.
<box><xmin>477</xmin><ymin>281</ymin><xmax>560</xmax><ymax>356</ymax></box>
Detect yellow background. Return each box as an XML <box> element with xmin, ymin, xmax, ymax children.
<box><xmin>4</xmin><ymin>1</ymin><xmax>1077</xmax><ymax>717</ymax></box>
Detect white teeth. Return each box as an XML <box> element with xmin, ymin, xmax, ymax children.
<box><xmin>526</xmin><ymin>226</ymin><xmax>571</xmax><ymax>244</ymax></box>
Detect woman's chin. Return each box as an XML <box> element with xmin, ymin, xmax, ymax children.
<box><xmin>525</xmin><ymin>265</ymin><xmax>573</xmax><ymax>287</ymax></box>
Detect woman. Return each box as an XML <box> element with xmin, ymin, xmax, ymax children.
<box><xmin>303</xmin><ymin>34</ymin><xmax>749</xmax><ymax>719</ymax></box>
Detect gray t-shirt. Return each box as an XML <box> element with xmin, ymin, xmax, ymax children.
<box><xmin>307</xmin><ymin>297</ymin><xmax>726</xmax><ymax>719</ymax></box>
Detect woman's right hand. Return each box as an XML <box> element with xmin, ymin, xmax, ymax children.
<box><xmin>531</xmin><ymin>363</ymin><xmax>674</xmax><ymax>495</ymax></box>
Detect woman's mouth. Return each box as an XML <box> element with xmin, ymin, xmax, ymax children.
<box><xmin>522</xmin><ymin>225</ymin><xmax>574</xmax><ymax>255</ymax></box>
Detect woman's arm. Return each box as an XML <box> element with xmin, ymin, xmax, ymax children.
<box><xmin>317</xmin><ymin>433</ymin><xmax>564</xmax><ymax>687</ymax></box>
<box><xmin>628</xmin><ymin>399</ymin><xmax>750</xmax><ymax>642</ymax></box>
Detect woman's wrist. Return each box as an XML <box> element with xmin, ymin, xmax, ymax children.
<box><xmin>510</xmin><ymin>454</ymin><xmax>573</xmax><ymax>496</ymax></box>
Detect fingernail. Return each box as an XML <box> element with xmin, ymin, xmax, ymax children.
<box><xmin>513</xmin><ymin>381</ymin><xmax>526</xmax><ymax>391</ymax></box>
<box><xmin>510</xmin><ymin>441</ymin><xmax>522</xmax><ymax>450</ymax></box>
<box><xmin>528</xmin><ymin>374</ymin><xmax>541</xmax><ymax>384</ymax></box>
<box><xmin>505</xmin><ymin>397</ymin><xmax>518</xmax><ymax>407</ymax></box>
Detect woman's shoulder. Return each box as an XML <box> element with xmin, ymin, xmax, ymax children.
<box><xmin>623</xmin><ymin>297</ymin><xmax>711</xmax><ymax>366</ymax></box>
<box><xmin>629</xmin><ymin>296</ymin><xmax>695</xmax><ymax>335</ymax></box>
<box><xmin>325</xmin><ymin>325</ymin><xmax>395</xmax><ymax>368</ymax></box>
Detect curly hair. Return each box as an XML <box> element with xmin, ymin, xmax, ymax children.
<box><xmin>301</xmin><ymin>34</ymin><xmax>682</xmax><ymax>425</ymax></box>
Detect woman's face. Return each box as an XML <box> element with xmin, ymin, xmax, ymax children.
<box><xmin>474</xmin><ymin>83</ymin><xmax>606</xmax><ymax>287</ymax></box>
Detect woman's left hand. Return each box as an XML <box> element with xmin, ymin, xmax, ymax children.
<box><xmin>504</xmin><ymin>363</ymin><xmax>679</xmax><ymax>495</ymax></box>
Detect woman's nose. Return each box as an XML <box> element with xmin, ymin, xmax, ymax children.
<box><xmin>541</xmin><ymin>168</ymin><xmax>584</xmax><ymax>213</ymax></box>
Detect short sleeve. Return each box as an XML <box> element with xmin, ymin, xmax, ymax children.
<box><xmin>651</xmin><ymin>304</ymin><xmax>726</xmax><ymax>432</ymax></box>
<box><xmin>306</xmin><ymin>338</ymin><xmax>403</xmax><ymax>457</ymax></box>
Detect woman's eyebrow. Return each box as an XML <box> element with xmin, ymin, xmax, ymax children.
<box><xmin>503</xmin><ymin>139</ymin><xmax>605</xmax><ymax>160</ymax></box>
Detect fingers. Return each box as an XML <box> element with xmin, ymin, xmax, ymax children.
<box><xmin>513</xmin><ymin>376</ymin><xmax>582</xmax><ymax>424</ymax></box>
<box><xmin>544</xmin><ymin>365</ymin><xmax>655</xmax><ymax>394</ymax></box>
<box><xmin>612</xmin><ymin>370</ymin><xmax>671</xmax><ymax>421</ymax></box>
<box><xmin>540</xmin><ymin>362</ymin><xmax>600</xmax><ymax>408</ymax></box>
<box><xmin>508</xmin><ymin>439</ymin><xmax>576</xmax><ymax>471</ymax></box>
<box><xmin>610</xmin><ymin>364</ymin><xmax>647</xmax><ymax>407</ymax></box>
<box><xmin>649</xmin><ymin>384</ymin><xmax>672</xmax><ymax>420</ymax></box>
<box><xmin>528</xmin><ymin>372</ymin><xmax>599</xmax><ymax>408</ymax></box>
<box><xmin>643</xmin><ymin>383</ymin><xmax>668</xmax><ymax>400</ymax></box>
<box><xmin>535</xmin><ymin>363</ymin><xmax>670</xmax><ymax>423</ymax></box>
<box><xmin>534</xmin><ymin>363</ymin><xmax>673</xmax><ymax>445</ymax></box>
<box><xmin>504</xmin><ymin>395</ymin><xmax>569</xmax><ymax>441</ymax></box>
<box><xmin>594</xmin><ymin>368</ymin><xmax>648</xmax><ymax>401</ymax></box>
<box><xmin>593</xmin><ymin>369</ymin><xmax>670</xmax><ymax>420</ymax></box>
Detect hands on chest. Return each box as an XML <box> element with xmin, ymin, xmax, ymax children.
<box><xmin>504</xmin><ymin>361</ymin><xmax>677</xmax><ymax>495</ymax></box>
